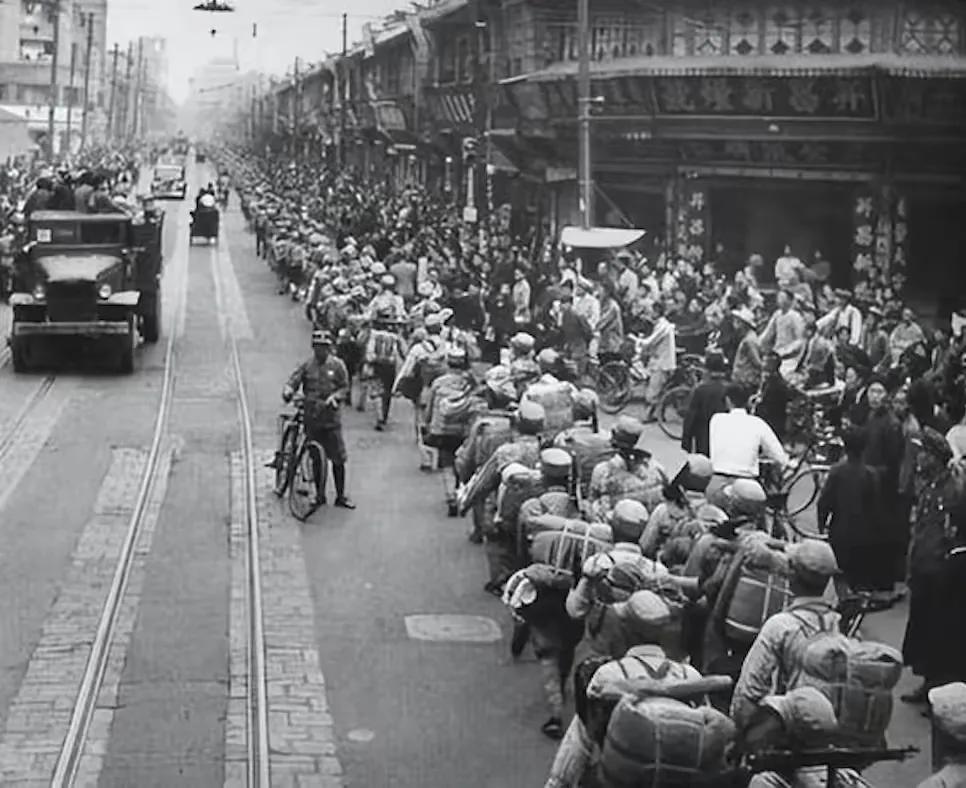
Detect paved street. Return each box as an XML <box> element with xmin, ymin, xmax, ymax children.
<box><xmin>0</xmin><ymin>187</ymin><xmax>932</xmax><ymax>787</ymax></box>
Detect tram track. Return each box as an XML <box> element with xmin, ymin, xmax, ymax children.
<box><xmin>45</xmin><ymin>204</ymin><xmax>271</xmax><ymax>785</ymax></box>
<box><xmin>0</xmin><ymin>374</ymin><xmax>56</xmax><ymax>464</ymax></box>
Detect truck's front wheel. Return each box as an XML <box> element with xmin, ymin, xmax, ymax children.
<box><xmin>141</xmin><ymin>292</ymin><xmax>161</xmax><ymax>344</ymax></box>
<box><xmin>10</xmin><ymin>336</ymin><xmax>30</xmax><ymax>373</ymax></box>
<box><xmin>119</xmin><ymin>315</ymin><xmax>136</xmax><ymax>374</ymax></box>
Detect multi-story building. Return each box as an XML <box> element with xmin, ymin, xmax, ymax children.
<box><xmin>498</xmin><ymin>0</ymin><xmax>966</xmax><ymax>309</ymax></box>
<box><xmin>0</xmin><ymin>0</ymin><xmax>85</xmax><ymax>154</ymax></box>
<box><xmin>252</xmin><ymin>0</ymin><xmax>966</xmax><ymax>310</ymax></box>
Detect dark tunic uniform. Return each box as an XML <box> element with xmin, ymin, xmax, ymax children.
<box><xmin>286</xmin><ymin>354</ymin><xmax>350</xmax><ymax>464</ymax></box>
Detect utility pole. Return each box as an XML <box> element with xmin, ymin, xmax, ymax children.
<box><xmin>576</xmin><ymin>0</ymin><xmax>593</xmax><ymax>228</ymax></box>
<box><xmin>107</xmin><ymin>43</ymin><xmax>120</xmax><ymax>141</ymax></box>
<box><xmin>65</xmin><ymin>41</ymin><xmax>77</xmax><ymax>156</ymax></box>
<box><xmin>293</xmin><ymin>56</ymin><xmax>300</xmax><ymax>160</ymax></box>
<box><xmin>132</xmin><ymin>37</ymin><xmax>144</xmax><ymax>138</ymax></box>
<box><xmin>339</xmin><ymin>11</ymin><xmax>347</xmax><ymax>168</ymax></box>
<box><xmin>80</xmin><ymin>12</ymin><xmax>94</xmax><ymax>149</ymax></box>
<box><xmin>46</xmin><ymin>0</ymin><xmax>62</xmax><ymax>161</ymax></box>
<box><xmin>121</xmin><ymin>42</ymin><xmax>133</xmax><ymax>140</ymax></box>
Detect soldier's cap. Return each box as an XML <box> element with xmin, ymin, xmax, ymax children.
<box><xmin>380</xmin><ymin>273</ymin><xmax>396</xmax><ymax>287</ymax></box>
<box><xmin>672</xmin><ymin>453</ymin><xmax>713</xmax><ymax>492</ymax></box>
<box><xmin>611</xmin><ymin>416</ymin><xmax>646</xmax><ymax>450</ymax></box>
<box><xmin>510</xmin><ymin>332</ymin><xmax>535</xmax><ymax>353</ymax></box>
<box><xmin>623</xmin><ymin>590</ymin><xmax>672</xmax><ymax>627</ymax></box>
<box><xmin>417</xmin><ymin>281</ymin><xmax>434</xmax><ymax>297</ymax></box>
<box><xmin>516</xmin><ymin>400</ymin><xmax>546</xmax><ymax>429</ymax></box>
<box><xmin>370</xmin><ymin>261</ymin><xmax>387</xmax><ymax>276</ymax></box>
<box><xmin>446</xmin><ymin>346</ymin><xmax>467</xmax><ymax>365</ymax></box>
<box><xmin>613</xmin><ymin>499</ymin><xmax>648</xmax><ymax>528</ymax></box>
<box><xmin>726</xmin><ymin>478</ymin><xmax>766</xmax><ymax>503</ymax></box>
<box><xmin>537</xmin><ymin>347</ymin><xmax>559</xmax><ymax>369</ymax></box>
<box><xmin>311</xmin><ymin>329</ymin><xmax>333</xmax><ymax>346</ymax></box>
<box><xmin>786</xmin><ymin>540</ymin><xmax>840</xmax><ymax>579</ymax></box>
<box><xmin>500</xmin><ymin>462</ymin><xmax>530</xmax><ymax>484</ymax></box>
<box><xmin>761</xmin><ymin>688</ymin><xmax>838</xmax><ymax>736</ymax></box>
<box><xmin>539</xmin><ymin>448</ymin><xmax>572</xmax><ymax>477</ymax></box>
<box><xmin>696</xmin><ymin>503</ymin><xmax>729</xmax><ymax>524</ymax></box>
<box><xmin>929</xmin><ymin>682</ymin><xmax>966</xmax><ymax>743</ymax></box>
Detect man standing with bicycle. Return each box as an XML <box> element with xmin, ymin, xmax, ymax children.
<box><xmin>282</xmin><ymin>330</ymin><xmax>356</xmax><ymax>510</ymax></box>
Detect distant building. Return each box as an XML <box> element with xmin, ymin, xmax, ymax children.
<box><xmin>0</xmin><ymin>0</ymin><xmax>108</xmax><ymax>155</ymax></box>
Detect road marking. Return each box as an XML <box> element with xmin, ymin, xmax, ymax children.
<box><xmin>0</xmin><ymin>443</ymin><xmax>176</xmax><ymax>783</ymax></box>
<box><xmin>346</xmin><ymin>729</ymin><xmax>375</xmax><ymax>744</ymax></box>
<box><xmin>404</xmin><ymin>614</ymin><xmax>504</xmax><ymax>644</ymax></box>
<box><xmin>0</xmin><ymin>379</ymin><xmax>75</xmax><ymax>516</ymax></box>
<box><xmin>225</xmin><ymin>451</ymin><xmax>344</xmax><ymax>787</ymax></box>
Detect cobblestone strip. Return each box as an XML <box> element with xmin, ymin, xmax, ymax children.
<box><xmin>216</xmin><ymin>228</ymin><xmax>255</xmax><ymax>343</ymax></box>
<box><xmin>0</xmin><ymin>446</ymin><xmax>158</xmax><ymax>782</ymax></box>
<box><xmin>0</xmin><ymin>379</ymin><xmax>76</xmax><ymax>515</ymax></box>
<box><xmin>225</xmin><ymin>450</ymin><xmax>344</xmax><ymax>788</ymax></box>
<box><xmin>72</xmin><ymin>438</ymin><xmax>180</xmax><ymax>788</ymax></box>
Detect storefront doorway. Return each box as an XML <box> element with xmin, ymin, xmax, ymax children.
<box><xmin>710</xmin><ymin>179</ymin><xmax>854</xmax><ymax>287</ymax></box>
<box><xmin>906</xmin><ymin>185</ymin><xmax>966</xmax><ymax>320</ymax></box>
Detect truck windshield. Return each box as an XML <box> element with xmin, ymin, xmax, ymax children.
<box><xmin>155</xmin><ymin>168</ymin><xmax>182</xmax><ymax>180</ymax></box>
<box><xmin>79</xmin><ymin>223</ymin><xmax>125</xmax><ymax>244</ymax></box>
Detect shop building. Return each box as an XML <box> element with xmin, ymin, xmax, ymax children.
<box><xmin>499</xmin><ymin>0</ymin><xmax>966</xmax><ymax>310</ymax></box>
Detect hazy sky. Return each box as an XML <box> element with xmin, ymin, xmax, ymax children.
<box><xmin>105</xmin><ymin>0</ymin><xmax>405</xmax><ymax>102</ymax></box>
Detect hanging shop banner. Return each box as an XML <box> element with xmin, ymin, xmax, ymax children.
<box><xmin>531</xmin><ymin>74</ymin><xmax>878</xmax><ymax>121</ymax></box>
<box><xmin>881</xmin><ymin>78</ymin><xmax>966</xmax><ymax>126</ymax></box>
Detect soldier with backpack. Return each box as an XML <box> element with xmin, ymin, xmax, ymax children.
<box><xmin>544</xmin><ymin>590</ymin><xmax>698</xmax><ymax>787</ymax></box>
<box><xmin>730</xmin><ymin>540</ymin><xmax>841</xmax><ymax>732</ymax></box>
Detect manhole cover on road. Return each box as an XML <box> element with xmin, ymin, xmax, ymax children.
<box><xmin>404</xmin><ymin>614</ymin><xmax>502</xmax><ymax>643</ymax></box>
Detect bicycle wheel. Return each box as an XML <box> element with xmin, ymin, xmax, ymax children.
<box><xmin>784</xmin><ymin>465</ymin><xmax>827</xmax><ymax>519</ymax></box>
<box><xmin>288</xmin><ymin>442</ymin><xmax>325</xmax><ymax>522</ymax></box>
<box><xmin>597</xmin><ymin>361</ymin><xmax>631</xmax><ymax>414</ymax></box>
<box><xmin>656</xmin><ymin>386</ymin><xmax>691</xmax><ymax>441</ymax></box>
<box><xmin>272</xmin><ymin>422</ymin><xmax>299</xmax><ymax>496</ymax></box>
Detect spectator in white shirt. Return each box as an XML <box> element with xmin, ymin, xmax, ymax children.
<box><xmin>614</xmin><ymin>250</ymin><xmax>639</xmax><ymax>304</ymax></box>
<box><xmin>636</xmin><ymin>301</ymin><xmax>676</xmax><ymax>419</ymax></box>
<box><xmin>817</xmin><ymin>288</ymin><xmax>863</xmax><ymax>346</ymax></box>
<box><xmin>707</xmin><ymin>382</ymin><xmax>790</xmax><ymax>500</ymax></box>
<box><xmin>774</xmin><ymin>244</ymin><xmax>805</xmax><ymax>287</ymax></box>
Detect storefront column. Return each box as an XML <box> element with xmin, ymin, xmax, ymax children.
<box><xmin>673</xmin><ymin>175</ymin><xmax>710</xmax><ymax>265</ymax></box>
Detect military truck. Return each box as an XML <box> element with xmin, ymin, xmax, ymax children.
<box><xmin>7</xmin><ymin>209</ymin><xmax>164</xmax><ymax>373</ymax></box>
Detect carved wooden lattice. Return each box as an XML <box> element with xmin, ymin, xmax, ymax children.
<box><xmin>900</xmin><ymin>8</ymin><xmax>962</xmax><ymax>55</ymax></box>
<box><xmin>839</xmin><ymin>5</ymin><xmax>871</xmax><ymax>54</ymax></box>
<box><xmin>802</xmin><ymin>5</ymin><xmax>834</xmax><ymax>54</ymax></box>
<box><xmin>764</xmin><ymin>5</ymin><xmax>800</xmax><ymax>55</ymax></box>
<box><xmin>730</xmin><ymin>7</ymin><xmax>760</xmax><ymax>55</ymax></box>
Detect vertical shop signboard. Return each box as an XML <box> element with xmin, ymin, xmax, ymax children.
<box><xmin>851</xmin><ymin>186</ymin><xmax>878</xmax><ymax>289</ymax></box>
<box><xmin>674</xmin><ymin>178</ymin><xmax>710</xmax><ymax>264</ymax></box>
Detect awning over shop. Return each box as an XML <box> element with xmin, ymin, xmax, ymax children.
<box><xmin>503</xmin><ymin>53</ymin><xmax>966</xmax><ymax>84</ymax></box>
<box><xmin>0</xmin><ymin>108</ymin><xmax>33</xmax><ymax>161</ymax></box>
<box><xmin>560</xmin><ymin>226</ymin><xmax>646</xmax><ymax>249</ymax></box>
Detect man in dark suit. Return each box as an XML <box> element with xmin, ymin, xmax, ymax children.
<box><xmin>681</xmin><ymin>351</ymin><xmax>728</xmax><ymax>455</ymax></box>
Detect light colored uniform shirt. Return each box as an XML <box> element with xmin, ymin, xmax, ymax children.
<box><xmin>917</xmin><ymin>762</ymin><xmax>966</xmax><ymax>788</ymax></box>
<box><xmin>709</xmin><ymin>408</ymin><xmax>789</xmax><ymax>477</ymax></box>
<box><xmin>761</xmin><ymin>308</ymin><xmax>806</xmax><ymax>362</ymax></box>
<box><xmin>731</xmin><ymin>598</ymin><xmax>840</xmax><ymax>731</ymax></box>
<box><xmin>775</xmin><ymin>254</ymin><xmax>804</xmax><ymax>285</ymax></box>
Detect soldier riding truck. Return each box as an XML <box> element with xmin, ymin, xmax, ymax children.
<box><xmin>5</xmin><ymin>209</ymin><xmax>164</xmax><ymax>373</ymax></box>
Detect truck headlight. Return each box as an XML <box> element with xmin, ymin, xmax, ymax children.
<box><xmin>32</xmin><ymin>283</ymin><xmax>45</xmax><ymax>300</ymax></box>
<box><xmin>98</xmin><ymin>283</ymin><xmax>112</xmax><ymax>299</ymax></box>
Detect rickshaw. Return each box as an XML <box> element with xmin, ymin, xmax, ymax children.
<box><xmin>189</xmin><ymin>207</ymin><xmax>219</xmax><ymax>245</ymax></box>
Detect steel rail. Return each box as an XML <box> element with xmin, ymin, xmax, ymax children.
<box><xmin>0</xmin><ymin>375</ymin><xmax>56</xmax><ymax>463</ymax></box>
<box><xmin>50</xmin><ymin>239</ymin><xmax>184</xmax><ymax>788</ymax></box>
<box><xmin>229</xmin><ymin>316</ymin><xmax>271</xmax><ymax>788</ymax></box>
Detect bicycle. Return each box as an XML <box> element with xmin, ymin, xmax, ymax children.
<box><xmin>597</xmin><ymin>342</ymin><xmax>704</xmax><ymax>440</ymax></box>
<box><xmin>271</xmin><ymin>394</ymin><xmax>328</xmax><ymax>522</ymax></box>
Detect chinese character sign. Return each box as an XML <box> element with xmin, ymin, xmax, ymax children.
<box><xmin>675</xmin><ymin>179</ymin><xmax>710</xmax><ymax>264</ymax></box>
